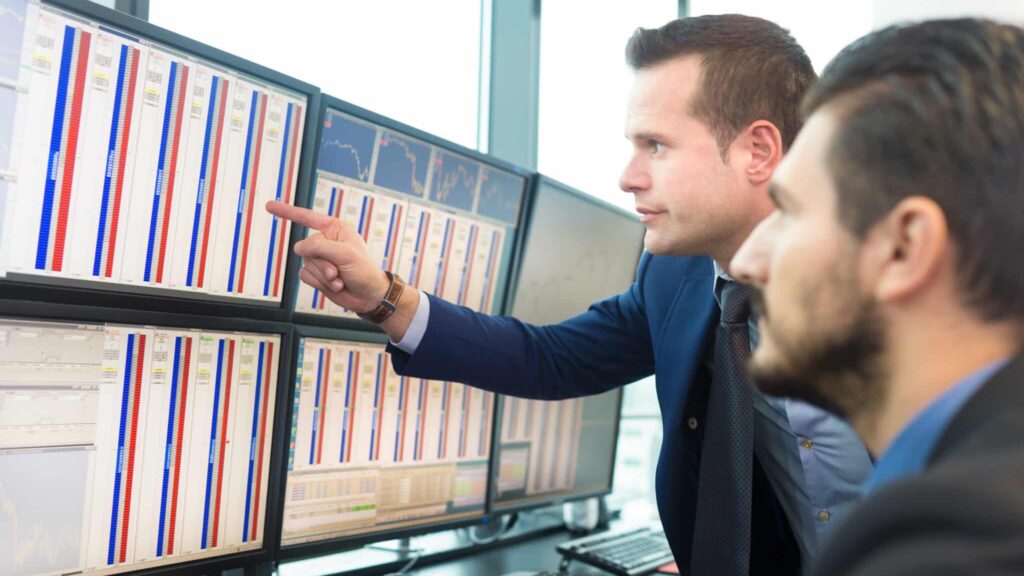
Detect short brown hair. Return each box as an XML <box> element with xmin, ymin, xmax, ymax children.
<box><xmin>626</xmin><ymin>15</ymin><xmax>815</xmax><ymax>155</ymax></box>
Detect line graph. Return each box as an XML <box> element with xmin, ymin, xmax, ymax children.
<box><xmin>317</xmin><ymin>111</ymin><xmax>376</xmax><ymax>183</ymax></box>
<box><xmin>0</xmin><ymin>449</ymin><xmax>87</xmax><ymax>576</ymax></box>
<box><xmin>477</xmin><ymin>167</ymin><xmax>524</xmax><ymax>224</ymax></box>
<box><xmin>0</xmin><ymin>0</ymin><xmax>28</xmax><ymax>81</ymax></box>
<box><xmin>430</xmin><ymin>151</ymin><xmax>479</xmax><ymax>211</ymax></box>
<box><xmin>373</xmin><ymin>130</ymin><xmax>430</xmax><ymax>197</ymax></box>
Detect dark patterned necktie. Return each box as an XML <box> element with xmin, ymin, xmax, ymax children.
<box><xmin>691</xmin><ymin>279</ymin><xmax>754</xmax><ymax>576</ymax></box>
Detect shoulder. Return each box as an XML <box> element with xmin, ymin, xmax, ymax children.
<box><xmin>811</xmin><ymin>450</ymin><xmax>1024</xmax><ymax>576</ymax></box>
<box><xmin>639</xmin><ymin>253</ymin><xmax>715</xmax><ymax>285</ymax></box>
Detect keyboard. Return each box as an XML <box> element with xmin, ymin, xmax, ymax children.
<box><xmin>556</xmin><ymin>526</ymin><xmax>674</xmax><ymax>576</ymax></box>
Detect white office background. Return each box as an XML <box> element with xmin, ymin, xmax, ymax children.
<box><xmin>146</xmin><ymin>0</ymin><xmax>1020</xmax><ymax>520</ymax></box>
<box><xmin>149</xmin><ymin>0</ymin><xmax>484</xmax><ymax>149</ymax></box>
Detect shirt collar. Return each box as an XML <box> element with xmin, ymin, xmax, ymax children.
<box><xmin>862</xmin><ymin>357</ymin><xmax>1010</xmax><ymax>495</ymax></box>
<box><xmin>713</xmin><ymin>261</ymin><xmax>732</xmax><ymax>281</ymax></box>
<box><xmin>712</xmin><ymin>261</ymin><xmax>733</xmax><ymax>306</ymax></box>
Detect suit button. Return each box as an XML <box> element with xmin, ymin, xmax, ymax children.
<box><xmin>800</xmin><ymin>439</ymin><xmax>814</xmax><ymax>450</ymax></box>
<box><xmin>817</xmin><ymin>509</ymin><xmax>832</xmax><ymax>522</ymax></box>
<box><xmin>687</xmin><ymin>417</ymin><xmax>699</xmax><ymax>430</ymax></box>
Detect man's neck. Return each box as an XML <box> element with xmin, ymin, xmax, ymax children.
<box><xmin>855</xmin><ymin>315</ymin><xmax>1019</xmax><ymax>456</ymax></box>
<box><xmin>711</xmin><ymin>249</ymin><xmax>738</xmax><ymax>276</ymax></box>
<box><xmin>709</xmin><ymin>214</ymin><xmax>767</xmax><ymax>273</ymax></box>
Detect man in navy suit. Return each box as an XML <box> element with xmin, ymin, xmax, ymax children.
<box><xmin>269</xmin><ymin>15</ymin><xmax>872</xmax><ymax>576</ymax></box>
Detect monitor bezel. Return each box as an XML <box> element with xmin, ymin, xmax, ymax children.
<box><xmin>0</xmin><ymin>298</ymin><xmax>295</xmax><ymax>576</ymax></box>
<box><xmin>0</xmin><ymin>0</ymin><xmax>320</xmax><ymax>323</ymax></box>
<box><xmin>284</xmin><ymin>94</ymin><xmax>534</xmax><ymax>332</ymax></box>
<box><xmin>486</xmin><ymin>173</ymin><xmax>641</xmax><ymax>515</ymax></box>
<box><xmin>273</xmin><ymin>323</ymin><xmax>498</xmax><ymax>562</ymax></box>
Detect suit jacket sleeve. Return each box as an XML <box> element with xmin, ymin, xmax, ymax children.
<box><xmin>386</xmin><ymin>253</ymin><xmax>658</xmax><ymax>401</ymax></box>
<box><xmin>808</xmin><ymin>457</ymin><xmax>1024</xmax><ymax>576</ymax></box>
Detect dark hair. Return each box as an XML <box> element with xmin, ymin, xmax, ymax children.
<box><xmin>626</xmin><ymin>15</ymin><xmax>815</xmax><ymax>154</ymax></box>
<box><xmin>804</xmin><ymin>18</ymin><xmax>1024</xmax><ymax>324</ymax></box>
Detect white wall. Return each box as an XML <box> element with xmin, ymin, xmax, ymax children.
<box><xmin>690</xmin><ymin>0</ymin><xmax>874</xmax><ymax>74</ymax></box>
<box><xmin>537</xmin><ymin>0</ymin><xmax>677</xmax><ymax>211</ymax></box>
<box><xmin>874</xmin><ymin>0</ymin><xmax>1024</xmax><ymax>28</ymax></box>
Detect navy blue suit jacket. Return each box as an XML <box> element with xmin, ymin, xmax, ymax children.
<box><xmin>387</xmin><ymin>253</ymin><xmax>719</xmax><ymax>565</ymax></box>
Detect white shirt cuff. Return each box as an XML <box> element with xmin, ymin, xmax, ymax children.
<box><xmin>391</xmin><ymin>291</ymin><xmax>430</xmax><ymax>354</ymax></box>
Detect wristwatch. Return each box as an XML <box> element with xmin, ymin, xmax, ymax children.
<box><xmin>357</xmin><ymin>271</ymin><xmax>406</xmax><ymax>324</ymax></box>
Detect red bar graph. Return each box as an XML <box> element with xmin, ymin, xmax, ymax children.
<box><xmin>52</xmin><ymin>31</ymin><xmax>92</xmax><ymax>272</ymax></box>
<box><xmin>119</xmin><ymin>333</ymin><xmax>146</xmax><ymax>563</ymax></box>
<box><xmin>211</xmin><ymin>339</ymin><xmax>235</xmax><ymax>547</ymax></box>
<box><xmin>236</xmin><ymin>94</ymin><xmax>267</xmax><ymax>293</ymax></box>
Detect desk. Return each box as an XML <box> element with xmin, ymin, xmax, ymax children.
<box><xmin>275</xmin><ymin>515</ymin><xmax>665</xmax><ymax>576</ymax></box>
<box><xmin>414</xmin><ymin>528</ymin><xmax>615</xmax><ymax>576</ymax></box>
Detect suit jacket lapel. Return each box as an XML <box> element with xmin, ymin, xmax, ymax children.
<box><xmin>929</xmin><ymin>352</ymin><xmax>1024</xmax><ymax>465</ymax></box>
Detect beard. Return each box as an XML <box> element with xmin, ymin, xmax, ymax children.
<box><xmin>748</xmin><ymin>285</ymin><xmax>888</xmax><ymax>423</ymax></box>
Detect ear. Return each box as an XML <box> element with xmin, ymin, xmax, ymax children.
<box><xmin>866</xmin><ymin>197</ymin><xmax>949</xmax><ymax>304</ymax></box>
<box><xmin>732</xmin><ymin>120</ymin><xmax>783</xmax><ymax>185</ymax></box>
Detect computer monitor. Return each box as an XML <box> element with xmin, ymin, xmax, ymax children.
<box><xmin>0</xmin><ymin>305</ymin><xmax>290</xmax><ymax>576</ymax></box>
<box><xmin>290</xmin><ymin>97</ymin><xmax>529</xmax><ymax>325</ymax></box>
<box><xmin>277</xmin><ymin>326</ymin><xmax>495</xmax><ymax>557</ymax></box>
<box><xmin>0</xmin><ymin>0</ymin><xmax>316</xmax><ymax>315</ymax></box>
<box><xmin>491</xmin><ymin>175</ymin><xmax>645</xmax><ymax>512</ymax></box>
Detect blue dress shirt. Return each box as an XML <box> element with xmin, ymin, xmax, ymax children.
<box><xmin>862</xmin><ymin>358</ymin><xmax>1010</xmax><ymax>495</ymax></box>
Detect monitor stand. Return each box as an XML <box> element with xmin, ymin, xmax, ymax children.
<box><xmin>367</xmin><ymin>536</ymin><xmax>414</xmax><ymax>555</ymax></box>
<box><xmin>367</xmin><ymin>537</ymin><xmax>423</xmax><ymax>573</ymax></box>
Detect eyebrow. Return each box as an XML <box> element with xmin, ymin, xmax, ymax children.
<box><xmin>627</xmin><ymin>130</ymin><xmax>667</xmax><ymax>143</ymax></box>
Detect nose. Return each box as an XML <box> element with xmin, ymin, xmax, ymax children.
<box><xmin>730</xmin><ymin>212</ymin><xmax>777</xmax><ymax>287</ymax></box>
<box><xmin>619</xmin><ymin>153</ymin><xmax>650</xmax><ymax>195</ymax></box>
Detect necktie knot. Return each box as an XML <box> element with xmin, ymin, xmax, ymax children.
<box><xmin>718</xmin><ymin>279</ymin><xmax>753</xmax><ymax>325</ymax></box>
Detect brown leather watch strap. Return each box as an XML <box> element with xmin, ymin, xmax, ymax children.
<box><xmin>357</xmin><ymin>271</ymin><xmax>406</xmax><ymax>324</ymax></box>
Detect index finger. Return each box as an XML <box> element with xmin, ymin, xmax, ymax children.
<box><xmin>266</xmin><ymin>200</ymin><xmax>335</xmax><ymax>231</ymax></box>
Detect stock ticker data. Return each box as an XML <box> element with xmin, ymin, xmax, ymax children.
<box><xmin>373</xmin><ymin>130</ymin><xmax>430</xmax><ymax>197</ymax></box>
<box><xmin>295</xmin><ymin>108</ymin><xmax>525</xmax><ymax>320</ymax></box>
<box><xmin>0</xmin><ymin>0</ymin><xmax>307</xmax><ymax>303</ymax></box>
<box><xmin>280</xmin><ymin>336</ymin><xmax>494</xmax><ymax>546</ymax></box>
<box><xmin>317</xmin><ymin>112</ymin><xmax>375</xmax><ymax>184</ymax></box>
<box><xmin>0</xmin><ymin>317</ymin><xmax>281</xmax><ymax>576</ymax></box>
<box><xmin>429</xmin><ymin>150</ymin><xmax>478</xmax><ymax>212</ymax></box>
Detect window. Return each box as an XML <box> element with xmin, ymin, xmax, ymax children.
<box><xmin>149</xmin><ymin>0</ymin><xmax>484</xmax><ymax>148</ymax></box>
<box><xmin>537</xmin><ymin>0</ymin><xmax>677</xmax><ymax>211</ymax></box>
<box><xmin>689</xmin><ymin>0</ymin><xmax>873</xmax><ymax>72</ymax></box>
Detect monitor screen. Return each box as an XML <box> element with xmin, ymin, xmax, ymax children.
<box><xmin>0</xmin><ymin>0</ymin><xmax>308</xmax><ymax>305</ymax></box>
<box><xmin>279</xmin><ymin>334</ymin><xmax>494</xmax><ymax>548</ymax></box>
<box><xmin>294</xmin><ymin>103</ymin><xmax>527</xmax><ymax>321</ymax></box>
<box><xmin>0</xmin><ymin>316</ymin><xmax>282</xmax><ymax>576</ymax></box>
<box><xmin>492</xmin><ymin>176</ymin><xmax>644</xmax><ymax>511</ymax></box>
<box><xmin>510</xmin><ymin>178</ymin><xmax>645</xmax><ymax>325</ymax></box>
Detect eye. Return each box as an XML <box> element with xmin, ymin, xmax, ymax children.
<box><xmin>648</xmin><ymin>140</ymin><xmax>662</xmax><ymax>154</ymax></box>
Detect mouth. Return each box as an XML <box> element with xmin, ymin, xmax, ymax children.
<box><xmin>635</xmin><ymin>207</ymin><xmax>663</xmax><ymax>224</ymax></box>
